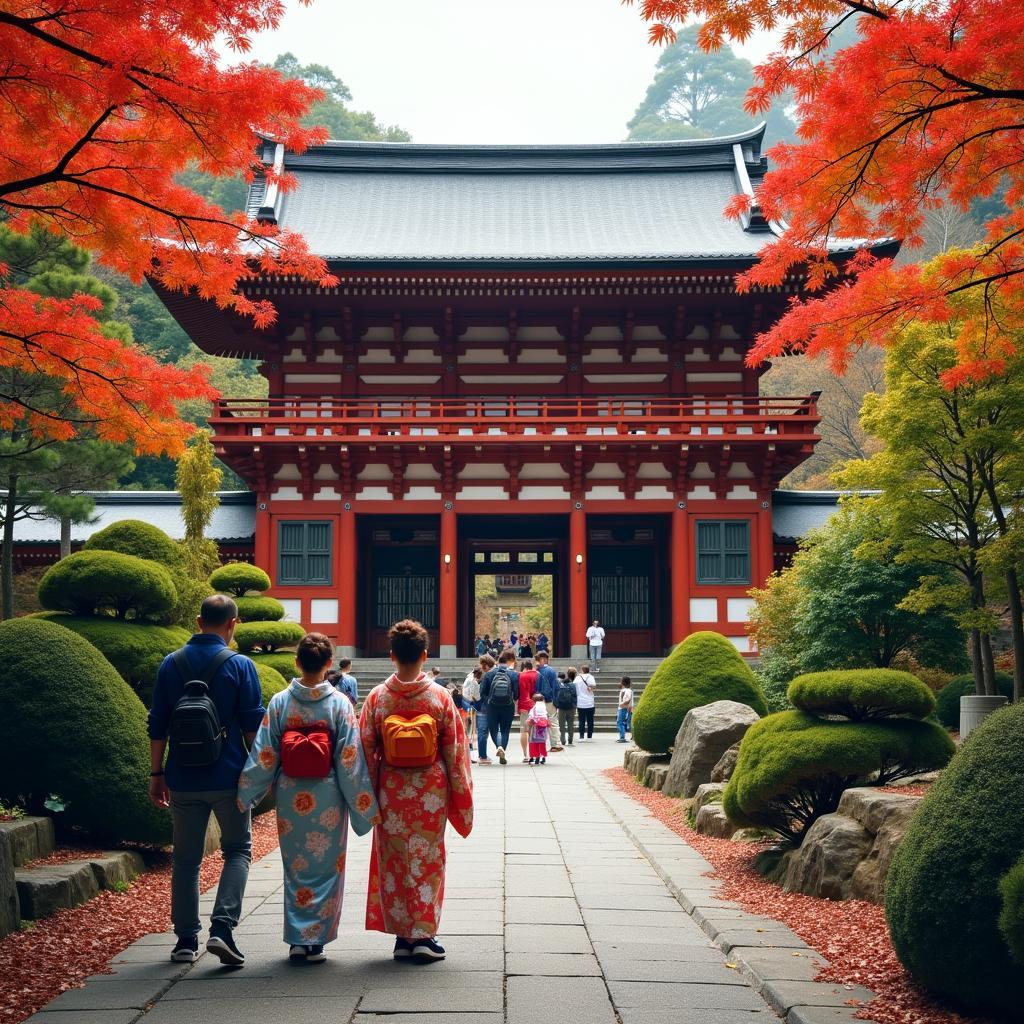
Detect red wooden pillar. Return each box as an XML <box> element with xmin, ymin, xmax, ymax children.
<box><xmin>757</xmin><ymin>498</ymin><xmax>774</xmax><ymax>585</ymax></box>
<box><xmin>338</xmin><ymin>508</ymin><xmax>357</xmax><ymax>655</ymax></box>
<box><xmin>670</xmin><ymin>505</ymin><xmax>690</xmax><ymax>647</ymax></box>
<box><xmin>439</xmin><ymin>505</ymin><xmax>458</xmax><ymax>657</ymax></box>
<box><xmin>569</xmin><ymin>505</ymin><xmax>588</xmax><ymax>659</ymax></box>
<box><xmin>255</xmin><ymin>497</ymin><xmax>271</xmax><ymax>574</ymax></box>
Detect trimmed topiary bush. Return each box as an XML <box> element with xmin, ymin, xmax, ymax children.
<box><xmin>255</xmin><ymin>662</ymin><xmax>288</xmax><ymax>705</ymax></box>
<box><xmin>632</xmin><ymin>631</ymin><xmax>768</xmax><ymax>754</ymax></box>
<box><xmin>38</xmin><ymin>550</ymin><xmax>177</xmax><ymax>622</ymax></box>
<box><xmin>233</xmin><ymin>619</ymin><xmax>306</xmax><ymax>654</ymax></box>
<box><xmin>236</xmin><ymin>595</ymin><xmax>286</xmax><ymax>622</ymax></box>
<box><xmin>85</xmin><ymin>519</ymin><xmax>184</xmax><ymax>568</ymax></box>
<box><xmin>34</xmin><ymin>613</ymin><xmax>189</xmax><ymax>705</ymax></box>
<box><xmin>885</xmin><ymin>702</ymin><xmax>1024</xmax><ymax>1015</ymax></box>
<box><xmin>1000</xmin><ymin>854</ymin><xmax>1024</xmax><ymax>967</ymax></box>
<box><xmin>788</xmin><ymin>669</ymin><xmax>936</xmax><ymax>721</ymax></box>
<box><xmin>252</xmin><ymin>651</ymin><xmax>300</xmax><ymax>680</ymax></box>
<box><xmin>210</xmin><ymin>562</ymin><xmax>271</xmax><ymax>597</ymax></box>
<box><xmin>0</xmin><ymin>618</ymin><xmax>170</xmax><ymax>844</ymax></box>
<box><xmin>935</xmin><ymin>671</ymin><xmax>1014</xmax><ymax>729</ymax></box>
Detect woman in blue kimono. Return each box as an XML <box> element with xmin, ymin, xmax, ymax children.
<box><xmin>238</xmin><ymin>632</ymin><xmax>380</xmax><ymax>962</ymax></box>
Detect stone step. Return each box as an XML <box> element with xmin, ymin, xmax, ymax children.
<box><xmin>15</xmin><ymin>850</ymin><xmax>145</xmax><ymax>920</ymax></box>
<box><xmin>0</xmin><ymin>816</ymin><xmax>55</xmax><ymax>866</ymax></box>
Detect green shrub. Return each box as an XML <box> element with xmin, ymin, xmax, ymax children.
<box><xmin>210</xmin><ymin>562</ymin><xmax>271</xmax><ymax>597</ymax></box>
<box><xmin>35</xmin><ymin>613</ymin><xmax>189</xmax><ymax>705</ymax></box>
<box><xmin>233</xmin><ymin>619</ymin><xmax>306</xmax><ymax>654</ymax></box>
<box><xmin>885</xmin><ymin>702</ymin><xmax>1024</xmax><ymax>1015</ymax></box>
<box><xmin>167</xmin><ymin>574</ymin><xmax>213</xmax><ymax>632</ymax></box>
<box><xmin>236</xmin><ymin>595</ymin><xmax>286</xmax><ymax>622</ymax></box>
<box><xmin>1000</xmin><ymin>854</ymin><xmax>1024</xmax><ymax>966</ymax></box>
<box><xmin>934</xmin><ymin>671</ymin><xmax>1014</xmax><ymax>729</ymax></box>
<box><xmin>632</xmin><ymin>631</ymin><xmax>767</xmax><ymax>754</ymax></box>
<box><xmin>0</xmin><ymin>618</ymin><xmax>170</xmax><ymax>844</ymax></box>
<box><xmin>723</xmin><ymin>712</ymin><xmax>954</xmax><ymax>844</ymax></box>
<box><xmin>788</xmin><ymin>669</ymin><xmax>936</xmax><ymax>721</ymax></box>
<box><xmin>85</xmin><ymin>519</ymin><xmax>183</xmax><ymax>568</ymax></box>
<box><xmin>255</xmin><ymin>661</ymin><xmax>288</xmax><ymax>705</ymax></box>
<box><xmin>38</xmin><ymin>550</ymin><xmax>177</xmax><ymax>622</ymax></box>
<box><xmin>252</xmin><ymin>651</ymin><xmax>300</xmax><ymax>680</ymax></box>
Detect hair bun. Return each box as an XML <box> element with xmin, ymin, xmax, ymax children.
<box><xmin>297</xmin><ymin>631</ymin><xmax>334</xmax><ymax>672</ymax></box>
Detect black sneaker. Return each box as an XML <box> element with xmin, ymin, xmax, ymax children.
<box><xmin>411</xmin><ymin>937</ymin><xmax>446</xmax><ymax>962</ymax></box>
<box><xmin>306</xmin><ymin>944</ymin><xmax>327</xmax><ymax>963</ymax></box>
<box><xmin>393</xmin><ymin>937</ymin><xmax>413</xmax><ymax>960</ymax></box>
<box><xmin>289</xmin><ymin>944</ymin><xmax>307</xmax><ymax>960</ymax></box>
<box><xmin>170</xmin><ymin>935</ymin><xmax>198</xmax><ymax>963</ymax></box>
<box><xmin>206</xmin><ymin>924</ymin><xmax>245</xmax><ymax>967</ymax></box>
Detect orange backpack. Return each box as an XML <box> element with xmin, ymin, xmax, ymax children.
<box><xmin>382</xmin><ymin>712</ymin><xmax>438</xmax><ymax>768</ymax></box>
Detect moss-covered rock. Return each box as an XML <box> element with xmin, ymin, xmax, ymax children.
<box><xmin>255</xmin><ymin>661</ymin><xmax>288</xmax><ymax>705</ymax></box>
<box><xmin>236</xmin><ymin>595</ymin><xmax>286</xmax><ymax>623</ymax></box>
<box><xmin>788</xmin><ymin>668</ymin><xmax>936</xmax><ymax>722</ymax></box>
<box><xmin>233</xmin><ymin>620</ymin><xmax>306</xmax><ymax>654</ymax></box>
<box><xmin>0</xmin><ymin>618</ymin><xmax>170</xmax><ymax>845</ymax></box>
<box><xmin>210</xmin><ymin>562</ymin><xmax>271</xmax><ymax>597</ymax></box>
<box><xmin>84</xmin><ymin>519</ymin><xmax>184</xmax><ymax>568</ymax></box>
<box><xmin>723</xmin><ymin>711</ymin><xmax>953</xmax><ymax>844</ymax></box>
<box><xmin>934</xmin><ymin>672</ymin><xmax>1014</xmax><ymax>729</ymax></box>
<box><xmin>38</xmin><ymin>550</ymin><xmax>177</xmax><ymax>622</ymax></box>
<box><xmin>885</xmin><ymin>702</ymin><xmax>1024</xmax><ymax>1014</ymax></box>
<box><xmin>632</xmin><ymin>632</ymin><xmax>767</xmax><ymax>754</ymax></box>
<box><xmin>34</xmin><ymin>613</ymin><xmax>189</xmax><ymax>705</ymax></box>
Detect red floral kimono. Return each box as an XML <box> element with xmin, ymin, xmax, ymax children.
<box><xmin>359</xmin><ymin>673</ymin><xmax>473</xmax><ymax>939</ymax></box>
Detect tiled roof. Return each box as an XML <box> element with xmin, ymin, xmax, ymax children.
<box><xmin>247</xmin><ymin>126</ymin><xmax>809</xmax><ymax>266</ymax></box>
<box><xmin>771</xmin><ymin>490</ymin><xmax>872</xmax><ymax>542</ymax></box>
<box><xmin>12</xmin><ymin>492</ymin><xmax>256</xmax><ymax>545</ymax></box>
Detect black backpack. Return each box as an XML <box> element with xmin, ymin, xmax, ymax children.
<box><xmin>555</xmin><ymin>678</ymin><xmax>577</xmax><ymax>709</ymax></box>
<box><xmin>169</xmin><ymin>648</ymin><xmax>236</xmax><ymax>768</ymax></box>
<box><xmin>487</xmin><ymin>666</ymin><xmax>514</xmax><ymax>708</ymax></box>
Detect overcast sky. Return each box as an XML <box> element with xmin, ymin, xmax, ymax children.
<box><xmin>246</xmin><ymin>0</ymin><xmax>777</xmax><ymax>145</ymax></box>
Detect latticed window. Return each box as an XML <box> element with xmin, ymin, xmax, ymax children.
<box><xmin>695</xmin><ymin>520</ymin><xmax>751</xmax><ymax>584</ymax></box>
<box><xmin>589</xmin><ymin>574</ymin><xmax>651</xmax><ymax>628</ymax></box>
<box><xmin>374</xmin><ymin>575</ymin><xmax>438</xmax><ymax>629</ymax></box>
<box><xmin>277</xmin><ymin>521</ymin><xmax>333</xmax><ymax>585</ymax></box>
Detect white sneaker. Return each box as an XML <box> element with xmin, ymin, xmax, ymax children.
<box><xmin>289</xmin><ymin>944</ymin><xmax>307</xmax><ymax>960</ymax></box>
<box><xmin>496</xmin><ymin>746</ymin><xmax>507</xmax><ymax>765</ymax></box>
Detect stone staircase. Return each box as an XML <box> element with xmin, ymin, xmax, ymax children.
<box><xmin>344</xmin><ymin>656</ymin><xmax>663</xmax><ymax>733</ymax></box>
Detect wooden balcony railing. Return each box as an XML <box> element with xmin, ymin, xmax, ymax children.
<box><xmin>209</xmin><ymin>396</ymin><xmax>820</xmax><ymax>444</ymax></box>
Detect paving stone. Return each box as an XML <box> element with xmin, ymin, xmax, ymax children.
<box><xmin>787</xmin><ymin>1007</ymin><xmax>866</xmax><ymax>1024</ymax></box>
<box><xmin>592</xmin><ymin>939</ymin><xmax>726</xmax><ymax>964</ymax></box>
<box><xmin>607</xmin><ymin>979</ymin><xmax>766</xmax><ymax>1011</ymax></box>
<box><xmin>616</xmin><ymin>1010</ymin><xmax>773</xmax><ymax>1024</ymax></box>
<box><xmin>713</xmin><ymin>927</ymin><xmax>811</xmax><ymax>952</ymax></box>
<box><xmin>24</xmin><ymin>1012</ymin><xmax>139</xmax><ymax>1024</ymax></box>
<box><xmin>505</xmin><ymin>896</ymin><xmax>583</xmax><ymax>925</ymax></box>
<box><xmin>730</xmin><ymin>948</ymin><xmax>832</xmax><ymax>989</ymax></box>
<box><xmin>85</xmin><ymin>960</ymin><xmax>192</xmax><ymax>983</ymax></box>
<box><xmin>505</xmin><ymin>953</ymin><xmax>603</xmax><ymax>977</ymax></box>
<box><xmin>144</xmin><ymin>997</ymin><xmax>363</xmax><ymax>1024</ymax></box>
<box><xmin>42</xmin><ymin>979</ymin><xmax>168</xmax><ymax>1011</ymax></box>
<box><xmin>505</xmin><ymin>923</ymin><xmax>592</xmax><ymax>953</ymax></box>
<box><xmin>601</xmin><ymin>959</ymin><xmax>751</xmax><ymax>985</ymax></box>
<box><xmin>508</xmin><ymin>975</ymin><xmax>616</xmax><ymax>1024</ymax></box>
<box><xmin>356</xmin><ymin>1016</ymin><xmax>502</xmax><ymax>1024</ymax></box>
<box><xmin>761</xmin><ymin>979</ymin><xmax>875</xmax><ymax>1015</ymax></box>
<box><xmin>360</xmin><ymin>986</ymin><xmax>504</xmax><ymax>1013</ymax></box>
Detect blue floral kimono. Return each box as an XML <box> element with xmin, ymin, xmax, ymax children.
<box><xmin>238</xmin><ymin>680</ymin><xmax>380</xmax><ymax>946</ymax></box>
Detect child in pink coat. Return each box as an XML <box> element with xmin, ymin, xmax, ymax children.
<box><xmin>527</xmin><ymin>693</ymin><xmax>549</xmax><ymax>765</ymax></box>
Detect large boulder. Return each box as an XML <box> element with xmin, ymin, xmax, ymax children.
<box><xmin>841</xmin><ymin>788</ymin><xmax>920</xmax><ymax>903</ymax></box>
<box><xmin>0</xmin><ymin>830</ymin><xmax>17</xmax><ymax>939</ymax></box>
<box><xmin>783</xmin><ymin>814</ymin><xmax>874</xmax><ymax>900</ymax></box>
<box><xmin>662</xmin><ymin>700</ymin><xmax>760</xmax><ymax>798</ymax></box>
<box><xmin>711</xmin><ymin>742</ymin><xmax>740</xmax><ymax>783</ymax></box>
<box><xmin>694</xmin><ymin>803</ymin><xmax>737</xmax><ymax>839</ymax></box>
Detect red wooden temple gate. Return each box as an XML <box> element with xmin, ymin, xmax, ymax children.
<box><xmin>155</xmin><ymin>128</ymin><xmax>891</xmax><ymax>658</ymax></box>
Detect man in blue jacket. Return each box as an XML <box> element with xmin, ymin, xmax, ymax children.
<box><xmin>534</xmin><ymin>651</ymin><xmax>563</xmax><ymax>752</ymax></box>
<box><xmin>148</xmin><ymin>594</ymin><xmax>265</xmax><ymax>968</ymax></box>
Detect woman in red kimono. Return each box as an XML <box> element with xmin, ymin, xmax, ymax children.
<box><xmin>359</xmin><ymin>619</ymin><xmax>473</xmax><ymax>962</ymax></box>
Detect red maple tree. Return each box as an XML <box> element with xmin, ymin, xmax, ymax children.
<box><xmin>627</xmin><ymin>0</ymin><xmax>1024</xmax><ymax>383</ymax></box>
<box><xmin>0</xmin><ymin>0</ymin><xmax>335</xmax><ymax>454</ymax></box>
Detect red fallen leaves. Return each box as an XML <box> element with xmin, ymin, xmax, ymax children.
<box><xmin>626</xmin><ymin>0</ymin><xmax>1024</xmax><ymax>386</ymax></box>
<box><xmin>0</xmin><ymin>813</ymin><xmax>279</xmax><ymax>1024</ymax></box>
<box><xmin>605</xmin><ymin>768</ymin><xmax>999</xmax><ymax>1024</ymax></box>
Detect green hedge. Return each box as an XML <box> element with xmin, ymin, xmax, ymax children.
<box><xmin>236</xmin><ymin>595</ymin><xmax>286</xmax><ymax>623</ymax></box>
<box><xmin>252</xmin><ymin>651</ymin><xmax>300</xmax><ymax>680</ymax></box>
<box><xmin>0</xmin><ymin>618</ymin><xmax>170</xmax><ymax>844</ymax></box>
<box><xmin>632</xmin><ymin>631</ymin><xmax>767</xmax><ymax>754</ymax></box>
<box><xmin>935</xmin><ymin>672</ymin><xmax>1014</xmax><ymax>729</ymax></box>
<box><xmin>885</xmin><ymin>702</ymin><xmax>1024</xmax><ymax>1015</ymax></box>
<box><xmin>85</xmin><ymin>519</ymin><xmax>183</xmax><ymax>568</ymax></box>
<box><xmin>255</xmin><ymin>661</ymin><xmax>288</xmax><ymax>705</ymax></box>
<box><xmin>788</xmin><ymin>669</ymin><xmax>936</xmax><ymax>721</ymax></box>
<box><xmin>35</xmin><ymin>613</ymin><xmax>189</xmax><ymax>706</ymax></box>
<box><xmin>210</xmin><ymin>562</ymin><xmax>271</xmax><ymax>597</ymax></box>
<box><xmin>38</xmin><ymin>550</ymin><xmax>177</xmax><ymax>622</ymax></box>
<box><xmin>233</xmin><ymin>619</ymin><xmax>306</xmax><ymax>654</ymax></box>
<box><xmin>1000</xmin><ymin>854</ymin><xmax>1024</xmax><ymax>967</ymax></box>
<box><xmin>723</xmin><ymin>711</ymin><xmax>953</xmax><ymax>844</ymax></box>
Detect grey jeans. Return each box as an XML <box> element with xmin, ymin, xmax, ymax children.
<box><xmin>557</xmin><ymin>707</ymin><xmax>575</xmax><ymax>746</ymax></box>
<box><xmin>588</xmin><ymin>644</ymin><xmax>603</xmax><ymax>665</ymax></box>
<box><xmin>171</xmin><ymin>790</ymin><xmax>252</xmax><ymax>939</ymax></box>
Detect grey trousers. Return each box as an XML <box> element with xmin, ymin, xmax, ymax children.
<box><xmin>557</xmin><ymin>707</ymin><xmax>575</xmax><ymax>746</ymax></box>
<box><xmin>170</xmin><ymin>790</ymin><xmax>252</xmax><ymax>939</ymax></box>
<box><xmin>545</xmin><ymin>703</ymin><xmax>562</xmax><ymax>748</ymax></box>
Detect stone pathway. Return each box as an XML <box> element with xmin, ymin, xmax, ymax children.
<box><xmin>24</xmin><ymin>743</ymin><xmax>871</xmax><ymax>1024</ymax></box>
